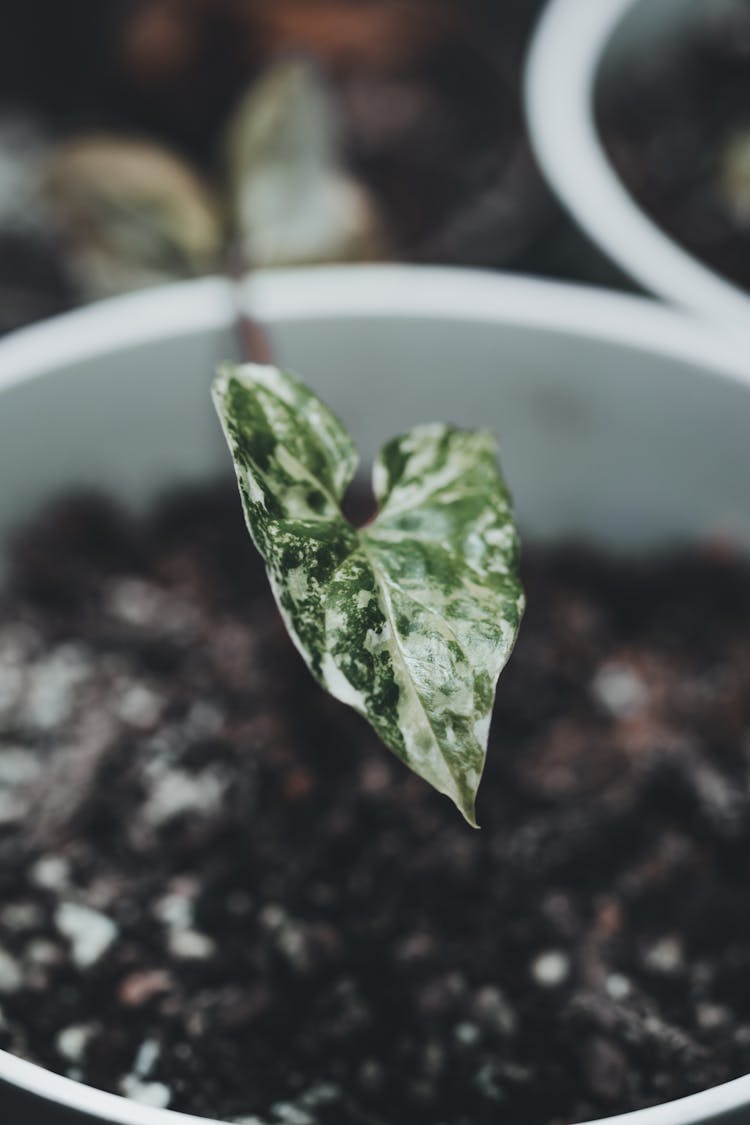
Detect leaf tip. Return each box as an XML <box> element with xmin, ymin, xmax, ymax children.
<box><xmin>463</xmin><ymin>809</ymin><xmax>481</xmax><ymax>831</ymax></box>
<box><xmin>454</xmin><ymin>793</ymin><xmax>480</xmax><ymax>830</ymax></box>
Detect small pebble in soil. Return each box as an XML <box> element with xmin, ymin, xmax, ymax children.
<box><xmin>118</xmin><ymin>969</ymin><xmax>174</xmax><ymax>1008</ymax></box>
<box><xmin>695</xmin><ymin>1004</ymin><xmax>730</xmax><ymax>1031</ymax></box>
<box><xmin>25</xmin><ymin>939</ymin><xmax>63</xmax><ymax>967</ymax></box>
<box><xmin>0</xmin><ymin>902</ymin><xmax>44</xmax><ymax>931</ymax></box>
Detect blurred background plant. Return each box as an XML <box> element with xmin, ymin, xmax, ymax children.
<box><xmin>0</xmin><ymin>0</ymin><xmax>617</xmax><ymax>336</ymax></box>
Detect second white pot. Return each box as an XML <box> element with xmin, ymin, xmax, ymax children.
<box><xmin>524</xmin><ymin>0</ymin><xmax>750</xmax><ymax>327</ymax></box>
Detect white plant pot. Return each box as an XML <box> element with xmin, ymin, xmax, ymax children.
<box><xmin>524</xmin><ymin>0</ymin><xmax>750</xmax><ymax>327</ymax></box>
<box><xmin>1</xmin><ymin>265</ymin><xmax>750</xmax><ymax>1124</ymax></box>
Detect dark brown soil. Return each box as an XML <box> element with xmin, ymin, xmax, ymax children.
<box><xmin>1</xmin><ymin>484</ymin><xmax>750</xmax><ymax>1124</ymax></box>
<box><xmin>597</xmin><ymin>2</ymin><xmax>750</xmax><ymax>294</ymax></box>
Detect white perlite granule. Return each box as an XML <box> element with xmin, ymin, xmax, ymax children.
<box><xmin>644</xmin><ymin>936</ymin><xmax>683</xmax><ymax>975</ymax></box>
<box><xmin>132</xmin><ymin>1037</ymin><xmax>160</xmax><ymax>1077</ymax></box>
<box><xmin>167</xmin><ymin>928</ymin><xmax>216</xmax><ymax>961</ymax></box>
<box><xmin>605</xmin><ymin>973</ymin><xmax>631</xmax><ymax>1001</ymax></box>
<box><xmin>591</xmin><ymin>662</ymin><xmax>648</xmax><ymax>718</ymax></box>
<box><xmin>530</xmin><ymin>950</ymin><xmax>570</xmax><ymax>988</ymax></box>
<box><xmin>0</xmin><ymin>790</ymin><xmax>28</xmax><ymax>826</ymax></box>
<box><xmin>114</xmin><ymin>682</ymin><xmax>163</xmax><ymax>729</ymax></box>
<box><xmin>0</xmin><ymin>747</ymin><xmax>42</xmax><ymax>786</ymax></box>
<box><xmin>143</xmin><ymin>768</ymin><xmax>226</xmax><ymax>827</ymax></box>
<box><xmin>269</xmin><ymin>1104</ymin><xmax>314</xmax><ymax>1125</ymax></box>
<box><xmin>23</xmin><ymin>644</ymin><xmax>91</xmax><ymax>730</ymax></box>
<box><xmin>55</xmin><ymin>902</ymin><xmax>118</xmax><ymax>968</ymax></box>
<box><xmin>107</xmin><ymin>579</ymin><xmax>163</xmax><ymax>626</ymax></box>
<box><xmin>0</xmin><ymin>947</ymin><xmax>22</xmax><ymax>993</ymax></box>
<box><xmin>30</xmin><ymin>854</ymin><xmax>71</xmax><ymax>890</ymax></box>
<box><xmin>56</xmin><ymin>1024</ymin><xmax>95</xmax><ymax>1063</ymax></box>
<box><xmin>119</xmin><ymin>1076</ymin><xmax>171</xmax><ymax>1108</ymax></box>
<box><xmin>454</xmin><ymin>1021</ymin><xmax>480</xmax><ymax>1046</ymax></box>
<box><xmin>154</xmin><ymin>890</ymin><xmax>194</xmax><ymax>930</ymax></box>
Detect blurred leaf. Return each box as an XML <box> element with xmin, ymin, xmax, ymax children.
<box><xmin>721</xmin><ymin>129</ymin><xmax>750</xmax><ymax>226</ymax></box>
<box><xmin>225</xmin><ymin>59</ymin><xmax>385</xmax><ymax>268</ymax></box>
<box><xmin>43</xmin><ymin>135</ymin><xmax>223</xmax><ymax>299</ymax></box>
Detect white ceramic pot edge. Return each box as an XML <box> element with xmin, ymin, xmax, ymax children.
<box><xmin>1</xmin><ymin>266</ymin><xmax>750</xmax><ymax>1125</ymax></box>
<box><xmin>524</xmin><ymin>0</ymin><xmax>750</xmax><ymax>327</ymax></box>
<box><xmin>3</xmin><ymin>266</ymin><xmax>750</xmax><ymax>395</ymax></box>
<box><xmin>7</xmin><ymin>1049</ymin><xmax>750</xmax><ymax>1125</ymax></box>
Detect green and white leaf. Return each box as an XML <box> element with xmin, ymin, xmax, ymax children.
<box><xmin>212</xmin><ymin>363</ymin><xmax>524</xmax><ymax>825</ymax></box>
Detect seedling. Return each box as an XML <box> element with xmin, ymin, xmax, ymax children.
<box><xmin>212</xmin><ymin>363</ymin><xmax>524</xmax><ymax>825</ymax></box>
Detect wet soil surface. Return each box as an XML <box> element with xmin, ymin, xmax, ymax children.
<box><xmin>1</xmin><ymin>485</ymin><xmax>750</xmax><ymax>1123</ymax></box>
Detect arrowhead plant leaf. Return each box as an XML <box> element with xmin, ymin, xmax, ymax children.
<box><xmin>212</xmin><ymin>363</ymin><xmax>524</xmax><ymax>825</ymax></box>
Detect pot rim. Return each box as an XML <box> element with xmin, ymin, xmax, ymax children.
<box><xmin>2</xmin><ymin>265</ymin><xmax>750</xmax><ymax>395</ymax></box>
<box><xmin>1</xmin><ymin>264</ymin><xmax>750</xmax><ymax>1125</ymax></box>
<box><xmin>523</xmin><ymin>0</ymin><xmax>750</xmax><ymax>326</ymax></box>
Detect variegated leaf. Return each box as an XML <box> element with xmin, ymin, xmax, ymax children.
<box><xmin>212</xmin><ymin>363</ymin><xmax>524</xmax><ymax>825</ymax></box>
